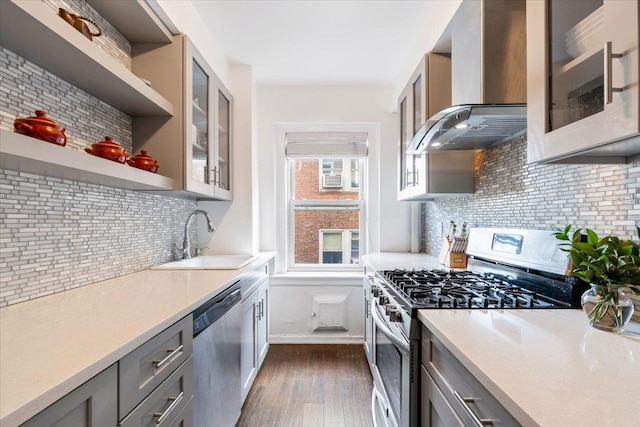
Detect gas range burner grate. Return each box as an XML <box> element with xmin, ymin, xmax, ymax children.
<box><xmin>380</xmin><ymin>269</ymin><xmax>569</xmax><ymax>309</ymax></box>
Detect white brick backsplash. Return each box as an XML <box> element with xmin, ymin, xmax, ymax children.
<box><xmin>421</xmin><ymin>138</ymin><xmax>640</xmax><ymax>321</ymax></box>
<box><xmin>0</xmin><ymin>46</ymin><xmax>133</xmax><ymax>153</ymax></box>
<box><xmin>0</xmin><ymin>169</ymin><xmax>198</xmax><ymax>307</ymax></box>
<box><xmin>0</xmin><ymin>2</ymin><xmax>202</xmax><ymax>307</ymax></box>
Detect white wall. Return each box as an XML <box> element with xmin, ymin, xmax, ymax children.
<box><xmin>155</xmin><ymin>0</ymin><xmax>231</xmax><ymax>88</ymax></box>
<box><xmin>198</xmin><ymin>64</ymin><xmax>258</xmax><ymax>254</ymax></box>
<box><xmin>257</xmin><ymin>85</ymin><xmax>411</xmax><ymax>261</ymax></box>
<box><xmin>156</xmin><ymin>2</ymin><xmax>258</xmax><ymax>254</ymax></box>
<box><xmin>256</xmin><ymin>85</ymin><xmax>410</xmax><ymax>342</ymax></box>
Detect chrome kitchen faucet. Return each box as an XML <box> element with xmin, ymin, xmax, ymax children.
<box><xmin>179</xmin><ymin>209</ymin><xmax>216</xmax><ymax>259</ymax></box>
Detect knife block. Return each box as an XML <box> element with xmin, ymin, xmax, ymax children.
<box><xmin>438</xmin><ymin>237</ymin><xmax>467</xmax><ymax>268</ymax></box>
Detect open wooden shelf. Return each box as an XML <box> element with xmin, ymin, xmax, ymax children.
<box><xmin>85</xmin><ymin>0</ymin><xmax>173</xmax><ymax>44</ymax></box>
<box><xmin>0</xmin><ymin>129</ymin><xmax>175</xmax><ymax>192</ymax></box>
<box><xmin>0</xmin><ymin>0</ymin><xmax>173</xmax><ymax>117</ymax></box>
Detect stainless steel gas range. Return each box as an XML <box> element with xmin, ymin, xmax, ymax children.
<box><xmin>363</xmin><ymin>228</ymin><xmax>588</xmax><ymax>427</ymax></box>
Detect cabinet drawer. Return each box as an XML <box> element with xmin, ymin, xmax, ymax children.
<box><xmin>169</xmin><ymin>397</ymin><xmax>193</xmax><ymax>427</ymax></box>
<box><xmin>119</xmin><ymin>315</ymin><xmax>193</xmax><ymax>420</ymax></box>
<box><xmin>421</xmin><ymin>365</ymin><xmax>463</xmax><ymax>427</ymax></box>
<box><xmin>120</xmin><ymin>357</ymin><xmax>193</xmax><ymax>427</ymax></box>
<box><xmin>421</xmin><ymin>326</ymin><xmax>519</xmax><ymax>426</ymax></box>
<box><xmin>21</xmin><ymin>364</ymin><xmax>117</xmax><ymax>427</ymax></box>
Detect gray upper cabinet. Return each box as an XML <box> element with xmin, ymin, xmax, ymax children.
<box><xmin>527</xmin><ymin>0</ymin><xmax>639</xmax><ymax>163</ymax></box>
<box><xmin>397</xmin><ymin>53</ymin><xmax>474</xmax><ymax>201</ymax></box>
<box><xmin>20</xmin><ymin>365</ymin><xmax>117</xmax><ymax>427</ymax></box>
<box><xmin>133</xmin><ymin>35</ymin><xmax>233</xmax><ymax>201</ymax></box>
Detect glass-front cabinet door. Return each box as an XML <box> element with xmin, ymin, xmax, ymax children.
<box><xmin>214</xmin><ymin>80</ymin><xmax>232</xmax><ymax>200</ymax></box>
<box><xmin>398</xmin><ymin>88</ymin><xmax>415</xmax><ymax>200</ymax></box>
<box><xmin>184</xmin><ymin>38</ymin><xmax>233</xmax><ymax>200</ymax></box>
<box><xmin>189</xmin><ymin>58</ymin><xmax>210</xmax><ymax>187</ymax></box>
<box><xmin>397</xmin><ymin>53</ymin><xmax>453</xmax><ymax>200</ymax></box>
<box><xmin>527</xmin><ymin>0</ymin><xmax>639</xmax><ymax>163</ymax></box>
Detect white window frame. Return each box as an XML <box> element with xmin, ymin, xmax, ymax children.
<box><xmin>288</xmin><ymin>159</ymin><xmax>365</xmax><ymax>272</ymax></box>
<box><xmin>318</xmin><ymin>229</ymin><xmax>360</xmax><ymax>265</ymax></box>
<box><xmin>272</xmin><ymin>123</ymin><xmax>380</xmax><ymax>274</ymax></box>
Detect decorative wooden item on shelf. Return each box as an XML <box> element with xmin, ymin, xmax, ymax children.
<box><xmin>57</xmin><ymin>8</ymin><xmax>101</xmax><ymax>41</ymax></box>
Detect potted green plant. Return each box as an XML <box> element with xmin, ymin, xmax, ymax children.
<box><xmin>555</xmin><ymin>225</ymin><xmax>640</xmax><ymax>332</ymax></box>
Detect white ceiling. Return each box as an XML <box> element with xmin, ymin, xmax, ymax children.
<box><xmin>192</xmin><ymin>0</ymin><xmax>454</xmax><ymax>85</ymax></box>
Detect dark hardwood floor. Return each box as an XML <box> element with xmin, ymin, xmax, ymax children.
<box><xmin>237</xmin><ymin>344</ymin><xmax>374</xmax><ymax>427</ymax></box>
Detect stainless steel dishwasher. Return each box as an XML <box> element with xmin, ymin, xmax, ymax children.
<box><xmin>192</xmin><ymin>280</ymin><xmax>242</xmax><ymax>427</ymax></box>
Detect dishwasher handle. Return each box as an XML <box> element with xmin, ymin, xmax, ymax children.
<box><xmin>193</xmin><ymin>282</ymin><xmax>241</xmax><ymax>337</ymax></box>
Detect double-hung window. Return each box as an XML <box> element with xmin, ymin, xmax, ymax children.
<box><xmin>286</xmin><ymin>131</ymin><xmax>367</xmax><ymax>271</ymax></box>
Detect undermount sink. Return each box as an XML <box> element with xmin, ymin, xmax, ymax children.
<box><xmin>152</xmin><ymin>254</ymin><xmax>258</xmax><ymax>270</ymax></box>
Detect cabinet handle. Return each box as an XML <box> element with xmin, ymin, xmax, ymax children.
<box><xmin>604</xmin><ymin>41</ymin><xmax>624</xmax><ymax>104</ymax></box>
<box><xmin>153</xmin><ymin>345</ymin><xmax>184</xmax><ymax>369</ymax></box>
<box><xmin>210</xmin><ymin>166</ymin><xmax>218</xmax><ymax>186</ymax></box>
<box><xmin>453</xmin><ymin>391</ymin><xmax>493</xmax><ymax>426</ymax></box>
<box><xmin>405</xmin><ymin>169</ymin><xmax>413</xmax><ymax>186</ymax></box>
<box><xmin>154</xmin><ymin>391</ymin><xmax>184</xmax><ymax>425</ymax></box>
<box><xmin>258</xmin><ymin>300</ymin><xmax>264</xmax><ymax>319</ymax></box>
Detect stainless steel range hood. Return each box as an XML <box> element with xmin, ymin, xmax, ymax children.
<box><xmin>407</xmin><ymin>104</ymin><xmax>527</xmax><ymax>153</ymax></box>
<box><xmin>409</xmin><ymin>0</ymin><xmax>527</xmax><ymax>154</ymax></box>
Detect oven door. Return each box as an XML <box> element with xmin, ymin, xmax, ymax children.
<box><xmin>371</xmin><ymin>298</ymin><xmax>416</xmax><ymax>427</ymax></box>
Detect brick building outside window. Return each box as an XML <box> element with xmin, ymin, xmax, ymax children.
<box><xmin>292</xmin><ymin>159</ymin><xmax>361</xmax><ymax>265</ymax></box>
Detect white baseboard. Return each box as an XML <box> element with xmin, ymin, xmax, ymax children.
<box><xmin>269</xmin><ymin>334</ymin><xmax>364</xmax><ymax>344</ymax></box>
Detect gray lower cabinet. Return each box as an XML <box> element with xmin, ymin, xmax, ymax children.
<box><xmin>120</xmin><ymin>357</ymin><xmax>193</xmax><ymax>427</ymax></box>
<box><xmin>119</xmin><ymin>315</ymin><xmax>193</xmax><ymax>420</ymax></box>
<box><xmin>169</xmin><ymin>398</ymin><xmax>193</xmax><ymax>427</ymax></box>
<box><xmin>421</xmin><ymin>326</ymin><xmax>520</xmax><ymax>427</ymax></box>
<box><xmin>20</xmin><ymin>364</ymin><xmax>117</xmax><ymax>427</ymax></box>
<box><xmin>256</xmin><ymin>280</ymin><xmax>269</xmax><ymax>366</ymax></box>
<box><xmin>20</xmin><ymin>316</ymin><xmax>194</xmax><ymax>427</ymax></box>
<box><xmin>240</xmin><ymin>275</ymin><xmax>270</xmax><ymax>403</ymax></box>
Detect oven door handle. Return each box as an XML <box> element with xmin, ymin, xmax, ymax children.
<box><xmin>371</xmin><ymin>299</ymin><xmax>410</xmax><ymax>355</ymax></box>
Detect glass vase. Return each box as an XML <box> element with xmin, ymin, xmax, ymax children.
<box><xmin>581</xmin><ymin>285</ymin><xmax>634</xmax><ymax>332</ymax></box>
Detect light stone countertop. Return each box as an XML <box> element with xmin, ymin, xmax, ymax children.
<box><xmin>363</xmin><ymin>252</ymin><xmax>640</xmax><ymax>427</ymax></box>
<box><xmin>419</xmin><ymin>309</ymin><xmax>640</xmax><ymax>427</ymax></box>
<box><xmin>0</xmin><ymin>252</ymin><xmax>275</xmax><ymax>427</ymax></box>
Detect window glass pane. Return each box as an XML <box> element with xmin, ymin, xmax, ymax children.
<box><xmin>322</xmin><ymin>231</ymin><xmax>343</xmax><ymax>264</ymax></box>
<box><xmin>323</xmin><ymin>231</ymin><xmax>342</xmax><ymax>250</ymax></box>
<box><xmin>350</xmin><ymin>160</ymin><xmax>360</xmax><ymax>189</ymax></box>
<box><xmin>351</xmin><ymin>232</ymin><xmax>359</xmax><ymax>264</ymax></box>
<box><xmin>294</xmin><ymin>159</ymin><xmax>360</xmax><ymax>199</ymax></box>
<box><xmin>289</xmin><ymin>152</ymin><xmax>364</xmax><ymax>269</ymax></box>
<box><xmin>322</xmin><ymin>159</ymin><xmax>343</xmax><ymax>175</ymax></box>
<box><xmin>292</xmin><ymin>205</ymin><xmax>359</xmax><ymax>265</ymax></box>
<box><xmin>323</xmin><ymin>251</ymin><xmax>343</xmax><ymax>264</ymax></box>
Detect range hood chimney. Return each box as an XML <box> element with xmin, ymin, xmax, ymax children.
<box><xmin>408</xmin><ymin>0</ymin><xmax>527</xmax><ymax>154</ymax></box>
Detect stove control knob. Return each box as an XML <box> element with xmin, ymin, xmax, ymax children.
<box><xmin>371</xmin><ymin>286</ymin><xmax>381</xmax><ymax>297</ymax></box>
<box><xmin>388</xmin><ymin>308</ymin><xmax>403</xmax><ymax>323</ymax></box>
<box><xmin>378</xmin><ymin>296</ymin><xmax>389</xmax><ymax>305</ymax></box>
<box><xmin>385</xmin><ymin>304</ymin><xmax>395</xmax><ymax>315</ymax></box>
